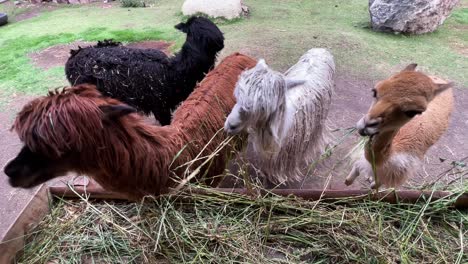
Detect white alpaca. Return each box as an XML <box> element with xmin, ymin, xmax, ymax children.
<box><xmin>345</xmin><ymin>64</ymin><xmax>454</xmax><ymax>189</ymax></box>
<box><xmin>224</xmin><ymin>48</ymin><xmax>335</xmax><ymax>185</ymax></box>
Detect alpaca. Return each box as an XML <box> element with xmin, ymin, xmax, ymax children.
<box><xmin>4</xmin><ymin>53</ymin><xmax>256</xmax><ymax>200</ymax></box>
<box><xmin>345</xmin><ymin>64</ymin><xmax>454</xmax><ymax>189</ymax></box>
<box><xmin>224</xmin><ymin>48</ymin><xmax>335</xmax><ymax>185</ymax></box>
<box><xmin>65</xmin><ymin>16</ymin><xmax>224</xmax><ymax>125</ymax></box>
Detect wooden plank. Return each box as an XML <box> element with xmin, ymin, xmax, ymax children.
<box><xmin>0</xmin><ymin>185</ymin><xmax>50</xmax><ymax>264</ymax></box>
<box><xmin>48</xmin><ymin>180</ymin><xmax>468</xmax><ymax>208</ymax></box>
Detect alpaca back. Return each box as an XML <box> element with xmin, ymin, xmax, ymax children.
<box><xmin>65</xmin><ymin>18</ymin><xmax>224</xmax><ymax>125</ymax></box>
<box><xmin>255</xmin><ymin>48</ymin><xmax>335</xmax><ymax>184</ymax></box>
<box><xmin>169</xmin><ymin>53</ymin><xmax>256</xmax><ymax>186</ymax></box>
<box><xmin>393</xmin><ymin>88</ymin><xmax>454</xmax><ymax>158</ymax></box>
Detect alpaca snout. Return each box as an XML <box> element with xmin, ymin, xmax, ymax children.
<box><xmin>224</xmin><ymin>119</ymin><xmax>242</xmax><ymax>135</ymax></box>
<box><xmin>356</xmin><ymin>116</ymin><xmax>381</xmax><ymax>136</ymax></box>
<box><xmin>3</xmin><ymin>160</ymin><xmax>32</xmax><ymax>188</ymax></box>
<box><xmin>225</xmin><ymin>104</ymin><xmax>245</xmax><ymax>135</ymax></box>
<box><xmin>3</xmin><ymin>159</ymin><xmax>17</xmax><ymax>178</ymax></box>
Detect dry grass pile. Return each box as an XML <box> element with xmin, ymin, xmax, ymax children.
<box><xmin>15</xmin><ymin>184</ymin><xmax>467</xmax><ymax>264</ymax></box>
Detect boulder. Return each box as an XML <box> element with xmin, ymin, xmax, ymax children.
<box><xmin>369</xmin><ymin>0</ymin><xmax>460</xmax><ymax>34</ymax></box>
<box><xmin>68</xmin><ymin>0</ymin><xmax>91</xmax><ymax>4</ymax></box>
<box><xmin>182</xmin><ymin>0</ymin><xmax>248</xmax><ymax>20</ymax></box>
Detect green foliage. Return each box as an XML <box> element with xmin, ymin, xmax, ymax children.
<box><xmin>0</xmin><ymin>28</ymin><xmax>174</xmax><ymax>94</ymax></box>
<box><xmin>0</xmin><ymin>0</ymin><xmax>467</xmax><ymax>95</ymax></box>
<box><xmin>120</xmin><ymin>0</ymin><xmax>147</xmax><ymax>8</ymax></box>
<box><xmin>451</xmin><ymin>7</ymin><xmax>468</xmax><ymax>24</ymax></box>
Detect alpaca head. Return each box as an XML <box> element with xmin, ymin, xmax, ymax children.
<box><xmin>4</xmin><ymin>85</ymin><xmax>136</xmax><ymax>188</ymax></box>
<box><xmin>175</xmin><ymin>16</ymin><xmax>224</xmax><ymax>55</ymax></box>
<box><xmin>225</xmin><ymin>59</ymin><xmax>304</xmax><ymax>139</ymax></box>
<box><xmin>357</xmin><ymin>64</ymin><xmax>453</xmax><ymax>136</ymax></box>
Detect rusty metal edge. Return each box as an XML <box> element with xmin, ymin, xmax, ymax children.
<box><xmin>48</xmin><ymin>185</ymin><xmax>468</xmax><ymax>209</ymax></box>
<box><xmin>0</xmin><ymin>184</ymin><xmax>50</xmax><ymax>264</ymax></box>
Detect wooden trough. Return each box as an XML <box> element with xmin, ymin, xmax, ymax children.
<box><xmin>2</xmin><ymin>177</ymin><xmax>467</xmax><ymax>263</ymax></box>
<box><xmin>47</xmin><ymin>178</ymin><xmax>468</xmax><ymax>209</ymax></box>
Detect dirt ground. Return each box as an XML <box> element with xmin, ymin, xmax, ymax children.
<box><xmin>0</xmin><ymin>94</ymin><xmax>38</xmax><ymax>238</ymax></box>
<box><xmin>220</xmin><ymin>70</ymin><xmax>468</xmax><ymax>191</ymax></box>
<box><xmin>2</xmin><ymin>1</ymin><xmax>115</xmax><ymax>23</ymax></box>
<box><xmin>1</xmin><ymin>42</ymin><xmax>467</xmax><ymax>199</ymax></box>
<box><xmin>1</xmin><ymin>1</ymin><xmax>60</xmax><ymax>23</ymax></box>
<box><xmin>29</xmin><ymin>40</ymin><xmax>173</xmax><ymax>70</ymax></box>
<box><xmin>312</xmin><ymin>73</ymin><xmax>468</xmax><ymax>190</ymax></box>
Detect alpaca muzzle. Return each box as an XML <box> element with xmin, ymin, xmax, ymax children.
<box><xmin>224</xmin><ymin>104</ymin><xmax>245</xmax><ymax>135</ymax></box>
<box><xmin>356</xmin><ymin>115</ymin><xmax>381</xmax><ymax>136</ymax></box>
<box><xmin>224</xmin><ymin>119</ymin><xmax>243</xmax><ymax>135</ymax></box>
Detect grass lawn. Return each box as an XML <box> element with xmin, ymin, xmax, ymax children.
<box><xmin>0</xmin><ymin>0</ymin><xmax>467</xmax><ymax>95</ymax></box>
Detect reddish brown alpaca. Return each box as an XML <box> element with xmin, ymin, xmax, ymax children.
<box><xmin>5</xmin><ymin>53</ymin><xmax>256</xmax><ymax>200</ymax></box>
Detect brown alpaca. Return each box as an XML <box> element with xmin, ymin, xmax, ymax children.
<box><xmin>345</xmin><ymin>64</ymin><xmax>454</xmax><ymax>189</ymax></box>
<box><xmin>4</xmin><ymin>53</ymin><xmax>256</xmax><ymax>200</ymax></box>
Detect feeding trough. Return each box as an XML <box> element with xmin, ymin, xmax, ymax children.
<box><xmin>47</xmin><ymin>178</ymin><xmax>468</xmax><ymax>209</ymax></box>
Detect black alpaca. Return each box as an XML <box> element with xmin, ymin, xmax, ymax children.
<box><xmin>65</xmin><ymin>16</ymin><xmax>224</xmax><ymax>125</ymax></box>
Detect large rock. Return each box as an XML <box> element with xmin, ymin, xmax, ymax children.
<box><xmin>369</xmin><ymin>0</ymin><xmax>460</xmax><ymax>34</ymax></box>
<box><xmin>68</xmin><ymin>0</ymin><xmax>91</xmax><ymax>4</ymax></box>
<box><xmin>182</xmin><ymin>0</ymin><xmax>248</xmax><ymax>20</ymax></box>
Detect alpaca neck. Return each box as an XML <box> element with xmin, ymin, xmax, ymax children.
<box><xmin>171</xmin><ymin>41</ymin><xmax>216</xmax><ymax>74</ymax></box>
<box><xmin>365</xmin><ymin>129</ymin><xmax>399</xmax><ymax>165</ymax></box>
<box><xmin>91</xmin><ymin>122</ymin><xmax>177</xmax><ymax>197</ymax></box>
<box><xmin>270</xmin><ymin>104</ymin><xmax>288</xmax><ymax>142</ymax></box>
<box><xmin>253</xmin><ymin>102</ymin><xmax>288</xmax><ymax>153</ymax></box>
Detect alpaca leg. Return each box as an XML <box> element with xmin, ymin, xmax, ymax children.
<box><xmin>344</xmin><ymin>164</ymin><xmax>360</xmax><ymax>186</ymax></box>
<box><xmin>345</xmin><ymin>157</ymin><xmax>374</xmax><ymax>186</ymax></box>
<box><xmin>370</xmin><ymin>181</ymin><xmax>381</xmax><ymax>189</ymax></box>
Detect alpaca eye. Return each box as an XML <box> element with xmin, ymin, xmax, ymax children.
<box><xmin>239</xmin><ymin>107</ymin><xmax>249</xmax><ymax>116</ymax></box>
<box><xmin>371</xmin><ymin>89</ymin><xmax>377</xmax><ymax>98</ymax></box>
<box><xmin>403</xmin><ymin>110</ymin><xmax>422</xmax><ymax>118</ymax></box>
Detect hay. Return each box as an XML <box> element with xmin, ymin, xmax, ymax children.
<box><xmin>15</xmin><ymin>183</ymin><xmax>467</xmax><ymax>263</ymax></box>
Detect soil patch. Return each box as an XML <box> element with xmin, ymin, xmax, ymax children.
<box><xmin>14</xmin><ymin>4</ymin><xmax>59</xmax><ymax>22</ymax></box>
<box><xmin>1</xmin><ymin>1</ymin><xmax>61</xmax><ymax>23</ymax></box>
<box><xmin>221</xmin><ymin>69</ymin><xmax>468</xmax><ymax>191</ymax></box>
<box><xmin>29</xmin><ymin>41</ymin><xmax>95</xmax><ymax>70</ymax></box>
<box><xmin>125</xmin><ymin>40</ymin><xmax>172</xmax><ymax>52</ymax></box>
<box><xmin>29</xmin><ymin>40</ymin><xmax>173</xmax><ymax>70</ymax></box>
<box><xmin>1</xmin><ymin>66</ymin><xmax>466</xmax><ymax>194</ymax></box>
<box><xmin>5</xmin><ymin>1</ymin><xmax>118</xmax><ymax>23</ymax></box>
<box><xmin>0</xmin><ymin>93</ymin><xmax>38</xmax><ymax>241</ymax></box>
<box><xmin>300</xmin><ymin>71</ymin><xmax>468</xmax><ymax>190</ymax></box>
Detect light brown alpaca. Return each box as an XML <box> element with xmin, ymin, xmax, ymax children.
<box><xmin>345</xmin><ymin>64</ymin><xmax>454</xmax><ymax>189</ymax></box>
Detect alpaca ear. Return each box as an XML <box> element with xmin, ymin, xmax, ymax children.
<box><xmin>175</xmin><ymin>22</ymin><xmax>188</xmax><ymax>33</ymax></box>
<box><xmin>100</xmin><ymin>105</ymin><xmax>136</xmax><ymax>120</ymax></box>
<box><xmin>402</xmin><ymin>63</ymin><xmax>417</xmax><ymax>72</ymax></box>
<box><xmin>285</xmin><ymin>78</ymin><xmax>306</xmax><ymax>89</ymax></box>
<box><xmin>256</xmin><ymin>59</ymin><xmax>268</xmax><ymax>69</ymax></box>
<box><xmin>434</xmin><ymin>82</ymin><xmax>454</xmax><ymax>96</ymax></box>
